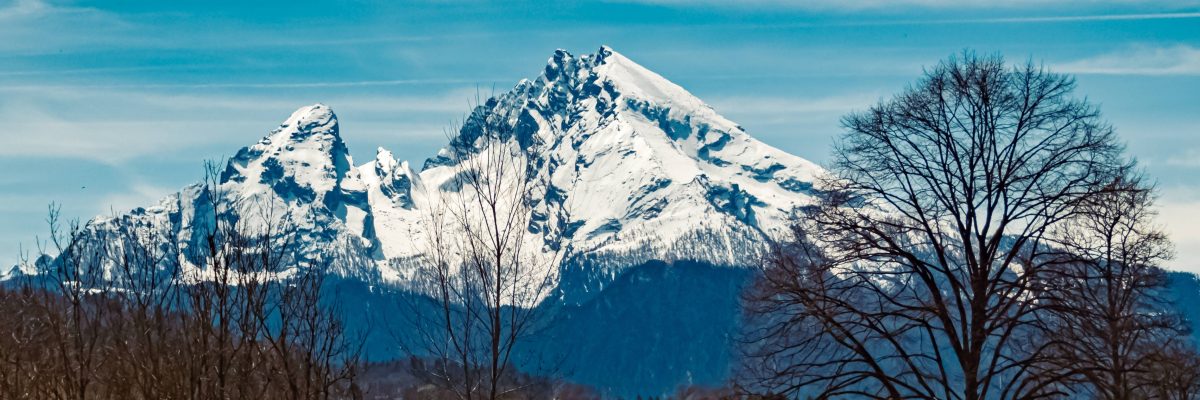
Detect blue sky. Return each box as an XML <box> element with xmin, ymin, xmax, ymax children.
<box><xmin>1</xmin><ymin>0</ymin><xmax>1198</xmax><ymax>270</ymax></box>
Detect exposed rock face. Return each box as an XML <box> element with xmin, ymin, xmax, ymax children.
<box><xmin>43</xmin><ymin>46</ymin><xmax>834</xmax><ymax>398</ymax></box>
<box><xmin>75</xmin><ymin>46</ymin><xmax>826</xmax><ymax>299</ymax></box>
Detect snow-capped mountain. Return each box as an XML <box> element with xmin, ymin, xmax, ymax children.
<box><xmin>78</xmin><ymin>46</ymin><xmax>825</xmax><ymax>302</ymax></box>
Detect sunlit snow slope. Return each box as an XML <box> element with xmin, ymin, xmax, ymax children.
<box><xmin>72</xmin><ymin>46</ymin><xmax>826</xmax><ymax>303</ymax></box>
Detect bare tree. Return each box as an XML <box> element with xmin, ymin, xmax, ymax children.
<box><xmin>739</xmin><ymin>224</ymin><xmax>895</xmax><ymax>399</ymax></box>
<box><xmin>741</xmin><ymin>52</ymin><xmax>1131</xmax><ymax>399</ymax></box>
<box><xmin>0</xmin><ymin>160</ymin><xmax>365</xmax><ymax>400</ymax></box>
<box><xmin>1037</xmin><ymin>175</ymin><xmax>1197</xmax><ymax>399</ymax></box>
<box><xmin>256</xmin><ymin>240</ymin><xmax>365</xmax><ymax>400</ymax></box>
<box><xmin>181</xmin><ymin>162</ymin><xmax>362</xmax><ymax>400</ymax></box>
<box><xmin>1143</xmin><ymin>342</ymin><xmax>1200</xmax><ymax>400</ymax></box>
<box><xmin>36</xmin><ymin>206</ymin><xmax>117</xmax><ymax>400</ymax></box>
<box><xmin>0</xmin><ymin>275</ymin><xmax>57</xmax><ymax>398</ymax></box>
<box><xmin>102</xmin><ymin>204</ymin><xmax>189</xmax><ymax>399</ymax></box>
<box><xmin>409</xmin><ymin>105</ymin><xmax>564</xmax><ymax>400</ymax></box>
<box><xmin>175</xmin><ymin>163</ymin><xmax>281</xmax><ymax>399</ymax></box>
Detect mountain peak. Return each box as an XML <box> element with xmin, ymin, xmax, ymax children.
<box><xmin>80</xmin><ymin>46</ymin><xmax>825</xmax><ymax>303</ymax></box>
<box><xmin>278</xmin><ymin>103</ymin><xmax>338</xmax><ymax>141</ymax></box>
<box><xmin>220</xmin><ymin>103</ymin><xmax>354</xmax><ymax>202</ymax></box>
<box><xmin>597</xmin><ymin>44</ymin><xmax>616</xmax><ymax>57</ymax></box>
<box><xmin>57</xmin><ymin>48</ymin><xmax>830</xmax><ymax>397</ymax></box>
<box><xmin>375</xmin><ymin>147</ymin><xmax>397</xmax><ymax>172</ymax></box>
<box><xmin>410</xmin><ymin>46</ymin><xmax>824</xmax><ymax>269</ymax></box>
<box><xmin>536</xmin><ymin>46</ymin><xmax>737</xmax><ymax>137</ymax></box>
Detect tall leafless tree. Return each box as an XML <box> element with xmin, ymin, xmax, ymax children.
<box><xmin>1036</xmin><ymin>175</ymin><xmax>1197</xmax><ymax>399</ymax></box>
<box><xmin>102</xmin><ymin>203</ymin><xmax>189</xmax><ymax>399</ymax></box>
<box><xmin>741</xmin><ymin>52</ymin><xmax>1133</xmax><ymax>400</ymax></box>
<box><xmin>181</xmin><ymin>162</ymin><xmax>362</xmax><ymax>400</ymax></box>
<box><xmin>408</xmin><ymin>105</ymin><xmax>564</xmax><ymax>400</ymax></box>
<box><xmin>1143</xmin><ymin>342</ymin><xmax>1200</xmax><ymax>400</ymax></box>
<box><xmin>0</xmin><ymin>162</ymin><xmax>363</xmax><ymax>400</ymax></box>
<box><xmin>36</xmin><ymin>206</ymin><xmax>116</xmax><ymax>400</ymax></box>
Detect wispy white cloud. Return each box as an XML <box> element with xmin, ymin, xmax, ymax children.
<box><xmin>0</xmin><ymin>0</ymin><xmax>138</xmax><ymax>53</ymax></box>
<box><xmin>830</xmin><ymin>12</ymin><xmax>1200</xmax><ymax>27</ymax></box>
<box><xmin>1156</xmin><ymin>186</ymin><xmax>1200</xmax><ymax>273</ymax></box>
<box><xmin>819</xmin><ymin>11</ymin><xmax>1200</xmax><ymax>26</ymax></box>
<box><xmin>96</xmin><ymin>181</ymin><xmax>179</xmax><ymax>215</ymax></box>
<box><xmin>0</xmin><ymin>84</ymin><xmax>480</xmax><ymax>163</ymax></box>
<box><xmin>619</xmin><ymin>0</ymin><xmax>1200</xmax><ymax>28</ymax></box>
<box><xmin>0</xmin><ymin>0</ymin><xmax>455</xmax><ymax>55</ymax></box>
<box><xmin>10</xmin><ymin>85</ymin><xmax>481</xmax><ymax>115</ymax></box>
<box><xmin>708</xmin><ymin>92</ymin><xmax>882</xmax><ymax>116</ymax></box>
<box><xmin>1056</xmin><ymin>45</ymin><xmax>1200</xmax><ymax>75</ymax></box>
<box><xmin>812</xmin><ymin>12</ymin><xmax>1200</xmax><ymax>27</ymax></box>
<box><xmin>0</xmin><ymin>79</ymin><xmax>504</xmax><ymax>91</ymax></box>
<box><xmin>620</xmin><ymin>0</ymin><xmax>1200</xmax><ymax>12</ymax></box>
<box><xmin>0</xmin><ymin>65</ymin><xmax>201</xmax><ymax>77</ymax></box>
<box><xmin>0</xmin><ymin>0</ymin><xmax>505</xmax><ymax>60</ymax></box>
<box><xmin>955</xmin><ymin>11</ymin><xmax>1200</xmax><ymax>23</ymax></box>
<box><xmin>0</xmin><ymin>113</ymin><xmax>219</xmax><ymax>164</ymax></box>
<box><xmin>0</xmin><ymin>0</ymin><xmax>46</xmax><ymax>19</ymax></box>
<box><xmin>1167</xmin><ymin>148</ymin><xmax>1200</xmax><ymax>167</ymax></box>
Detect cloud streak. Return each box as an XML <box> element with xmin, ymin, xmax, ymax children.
<box><xmin>0</xmin><ymin>85</ymin><xmax>481</xmax><ymax>163</ymax></box>
<box><xmin>0</xmin><ymin>0</ymin><xmax>140</xmax><ymax>53</ymax></box>
<box><xmin>1057</xmin><ymin>45</ymin><xmax>1200</xmax><ymax>75</ymax></box>
<box><xmin>1167</xmin><ymin>148</ymin><xmax>1200</xmax><ymax>167</ymax></box>
<box><xmin>97</xmin><ymin>181</ymin><xmax>179</xmax><ymax>215</ymax></box>
<box><xmin>957</xmin><ymin>11</ymin><xmax>1200</xmax><ymax>23</ymax></box>
<box><xmin>707</xmin><ymin>92</ymin><xmax>882</xmax><ymax>116</ymax></box>
<box><xmin>620</xmin><ymin>0</ymin><xmax>1200</xmax><ymax>14</ymax></box>
<box><xmin>0</xmin><ymin>79</ymin><xmax>502</xmax><ymax>91</ymax></box>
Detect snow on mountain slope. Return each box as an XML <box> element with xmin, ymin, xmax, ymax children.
<box><xmin>71</xmin><ymin>104</ymin><xmax>376</xmax><ymax>280</ymax></box>
<box><xmin>217</xmin><ymin>103</ymin><xmax>374</xmax><ymax>254</ymax></box>
<box><xmin>68</xmin><ymin>46</ymin><xmax>826</xmax><ymax>300</ymax></box>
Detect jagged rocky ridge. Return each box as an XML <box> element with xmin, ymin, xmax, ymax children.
<box><xmin>28</xmin><ymin>46</ymin><xmax>1200</xmax><ymax>397</ymax></box>
<box><xmin>22</xmin><ymin>47</ymin><xmax>829</xmax><ymax>395</ymax></box>
<box><xmin>74</xmin><ymin>46</ymin><xmax>824</xmax><ymax>304</ymax></box>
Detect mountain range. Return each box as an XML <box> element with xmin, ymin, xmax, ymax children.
<box><xmin>79</xmin><ymin>46</ymin><xmax>824</xmax><ymax>303</ymax></box>
<box><xmin>19</xmin><ymin>46</ymin><xmax>1200</xmax><ymax>397</ymax></box>
<box><xmin>53</xmin><ymin>45</ymin><xmax>821</xmax><ymax>395</ymax></box>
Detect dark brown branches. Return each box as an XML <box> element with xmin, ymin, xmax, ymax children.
<box><xmin>741</xmin><ymin>52</ymin><xmax>1135</xmax><ymax>400</ymax></box>
<box><xmin>408</xmin><ymin>100</ymin><xmax>565</xmax><ymax>400</ymax></box>
<box><xmin>1036</xmin><ymin>175</ymin><xmax>1197</xmax><ymax>399</ymax></box>
<box><xmin>0</xmin><ymin>161</ymin><xmax>363</xmax><ymax>400</ymax></box>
